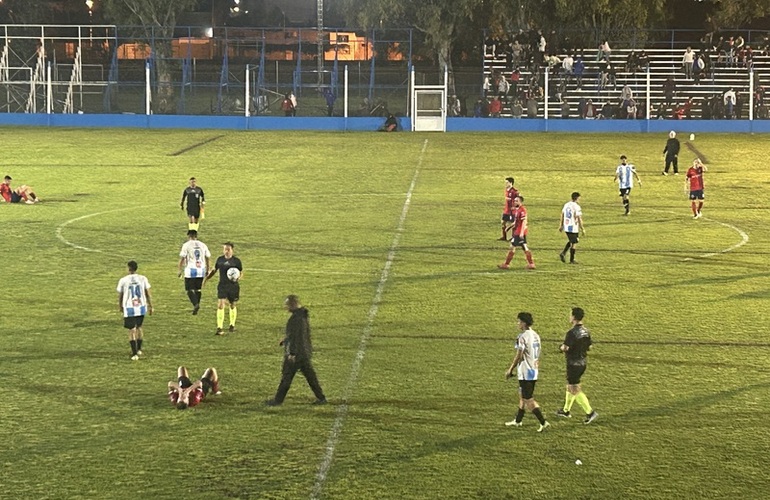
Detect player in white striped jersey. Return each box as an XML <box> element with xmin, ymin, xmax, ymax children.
<box><xmin>613</xmin><ymin>155</ymin><xmax>642</xmax><ymax>215</ymax></box>
<box><xmin>559</xmin><ymin>192</ymin><xmax>585</xmax><ymax>264</ymax></box>
<box><xmin>117</xmin><ymin>261</ymin><xmax>153</xmax><ymax>360</ymax></box>
<box><xmin>505</xmin><ymin>312</ymin><xmax>550</xmax><ymax>432</ymax></box>
<box><xmin>178</xmin><ymin>230</ymin><xmax>211</xmax><ymax>315</ymax></box>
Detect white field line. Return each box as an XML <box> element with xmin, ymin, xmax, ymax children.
<box><xmin>243</xmin><ymin>267</ymin><xmax>373</xmax><ymax>276</ymax></box>
<box><xmin>310</xmin><ymin>139</ymin><xmax>429</xmax><ymax>500</ymax></box>
<box><xmin>55</xmin><ymin>207</ymin><xmax>140</xmax><ymax>252</ymax></box>
<box><xmin>687</xmin><ymin>215</ymin><xmax>749</xmax><ymax>260</ymax></box>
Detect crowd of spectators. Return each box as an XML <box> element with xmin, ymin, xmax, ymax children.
<box><xmin>477</xmin><ymin>29</ymin><xmax>770</xmax><ymax>119</ymax></box>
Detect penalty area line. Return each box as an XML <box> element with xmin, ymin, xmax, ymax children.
<box><xmin>310</xmin><ymin>138</ymin><xmax>429</xmax><ymax>500</ymax></box>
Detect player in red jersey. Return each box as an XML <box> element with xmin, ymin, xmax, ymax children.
<box><xmin>0</xmin><ymin>176</ymin><xmax>12</xmax><ymax>202</ymax></box>
<box><xmin>168</xmin><ymin>366</ymin><xmax>221</xmax><ymax>410</ymax></box>
<box><xmin>684</xmin><ymin>158</ymin><xmax>707</xmax><ymax>219</ymax></box>
<box><xmin>500</xmin><ymin>177</ymin><xmax>519</xmax><ymax>240</ymax></box>
<box><xmin>498</xmin><ymin>195</ymin><xmax>536</xmax><ymax>270</ymax></box>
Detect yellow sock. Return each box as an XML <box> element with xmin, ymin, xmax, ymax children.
<box><xmin>188</xmin><ymin>222</ymin><xmax>194</xmax><ymax>230</ymax></box>
<box><xmin>192</xmin><ymin>222</ymin><xmax>200</xmax><ymax>231</ymax></box>
<box><xmin>574</xmin><ymin>392</ymin><xmax>593</xmax><ymax>414</ymax></box>
<box><xmin>216</xmin><ymin>308</ymin><xmax>225</xmax><ymax>328</ymax></box>
<box><xmin>564</xmin><ymin>391</ymin><xmax>577</xmax><ymax>412</ymax></box>
<box><xmin>229</xmin><ymin>307</ymin><xmax>237</xmax><ymax>326</ymax></box>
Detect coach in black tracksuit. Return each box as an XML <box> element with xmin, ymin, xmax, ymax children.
<box><xmin>662</xmin><ymin>131</ymin><xmax>681</xmax><ymax>175</ymax></box>
<box><xmin>266</xmin><ymin>295</ymin><xmax>327</xmax><ymax>406</ymax></box>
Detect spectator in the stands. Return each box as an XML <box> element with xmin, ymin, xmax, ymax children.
<box><xmin>574</xmin><ymin>56</ymin><xmax>585</xmax><ymax>89</ymax></box>
<box><xmin>596</xmin><ymin>40</ymin><xmax>611</xmax><ymax>62</ymax></box>
<box><xmin>489</xmin><ymin>96</ymin><xmax>503</xmax><ymax>118</ymax></box>
<box><xmin>511</xmin><ymin>99</ymin><xmax>523</xmax><ymax>119</ymax></box>
<box><xmin>682</xmin><ymin>47</ymin><xmax>695</xmax><ymax>80</ymax></box>
<box><xmin>482</xmin><ymin>74</ymin><xmax>492</xmax><ymax>97</ymax></box>
<box><xmin>625</xmin><ymin>51</ymin><xmax>639</xmax><ymax>74</ymax></box>
<box><xmin>663</xmin><ymin>77</ymin><xmax>676</xmax><ymax>108</ymax></box>
<box><xmin>562</xmin><ymin>53</ymin><xmax>574</xmax><ymax>82</ymax></box>
<box><xmin>637</xmin><ymin>50</ymin><xmax>650</xmax><ymax>71</ymax></box>
<box><xmin>621</xmin><ymin>84</ymin><xmax>633</xmax><ymax>107</ymax></box>
<box><xmin>510</xmin><ymin>68</ymin><xmax>521</xmax><ymax>99</ymax></box>
<box><xmin>723</xmin><ymin>88</ymin><xmax>736</xmax><ymax>118</ymax></box>
<box><xmin>526</xmin><ymin>95</ymin><xmax>538</xmax><ymax>118</ymax></box>
<box><xmin>561</xmin><ymin>98</ymin><xmax>570</xmax><ymax>119</ymax></box>
<box><xmin>607</xmin><ymin>64</ymin><xmax>617</xmax><ymax>89</ymax></box>
<box><xmin>582</xmin><ymin>99</ymin><xmax>596</xmax><ymax>119</ymax></box>
<box><xmin>497</xmin><ymin>73</ymin><xmax>510</xmax><ymax>98</ymax></box>
<box><xmin>626</xmin><ymin>99</ymin><xmax>637</xmax><ymax>119</ymax></box>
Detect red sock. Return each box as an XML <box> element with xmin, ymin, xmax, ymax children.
<box><xmin>525</xmin><ymin>251</ymin><xmax>534</xmax><ymax>265</ymax></box>
<box><xmin>504</xmin><ymin>250</ymin><xmax>515</xmax><ymax>266</ymax></box>
<box><xmin>697</xmin><ymin>202</ymin><xmax>703</xmax><ymax>212</ymax></box>
<box><xmin>691</xmin><ymin>202</ymin><xmax>697</xmax><ymax>215</ymax></box>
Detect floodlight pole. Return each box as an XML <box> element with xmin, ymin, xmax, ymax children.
<box><xmin>344</xmin><ymin>65</ymin><xmax>348</xmax><ymax>118</ymax></box>
<box><xmin>145</xmin><ymin>60</ymin><xmax>151</xmax><ymax>115</ymax></box>
<box><xmin>245</xmin><ymin>64</ymin><xmax>250</xmax><ymax>117</ymax></box>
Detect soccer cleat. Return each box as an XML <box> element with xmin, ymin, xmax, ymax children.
<box><xmin>137</xmin><ymin>350</ymin><xmax>143</xmax><ymax>356</ymax></box>
<box><xmin>674</xmin><ymin>172</ymin><xmax>679</xmax><ymax>175</ymax></box>
<box><xmin>556</xmin><ymin>409</ymin><xmax>572</xmax><ymax>418</ymax></box>
<box><xmin>264</xmin><ymin>399</ymin><xmax>281</xmax><ymax>407</ymax></box>
<box><xmin>312</xmin><ymin>398</ymin><xmax>328</xmax><ymax>405</ymax></box>
<box><xmin>526</xmin><ymin>264</ymin><xmax>536</xmax><ymax>270</ymax></box>
<box><xmin>498</xmin><ymin>236</ymin><xmax>508</xmax><ymax>241</ymax></box>
<box><xmin>559</xmin><ymin>253</ymin><xmax>566</xmax><ymax>263</ymax></box>
<box><xmin>215</xmin><ymin>328</ymin><xmax>224</xmax><ymax>336</ymax></box>
<box><xmin>696</xmin><ymin>212</ymin><xmax>703</xmax><ymax>219</ymax></box>
<box><xmin>505</xmin><ymin>420</ymin><xmax>523</xmax><ymax>427</ymax></box>
<box><xmin>229</xmin><ymin>325</ymin><xmax>236</xmax><ymax>333</ymax></box>
<box><xmin>497</xmin><ymin>264</ymin><xmax>510</xmax><ymax>270</ymax></box>
<box><xmin>192</xmin><ymin>305</ymin><xmax>200</xmax><ymax>315</ymax></box>
<box><xmin>661</xmin><ymin>171</ymin><xmax>667</xmax><ymax>176</ymax></box>
<box><xmin>537</xmin><ymin>421</ymin><xmax>551</xmax><ymax>432</ymax></box>
<box><xmin>693</xmin><ymin>214</ymin><xmax>699</xmax><ymax>219</ymax></box>
<box><xmin>584</xmin><ymin>411</ymin><xmax>599</xmax><ymax>424</ymax></box>
<box><xmin>569</xmin><ymin>261</ymin><xmax>579</xmax><ymax>265</ymax></box>
<box><xmin>130</xmin><ymin>354</ymin><xmax>139</xmax><ymax>361</ymax></box>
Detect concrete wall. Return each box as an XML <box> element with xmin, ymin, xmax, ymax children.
<box><xmin>1</xmin><ymin>114</ymin><xmax>769</xmax><ymax>133</ymax></box>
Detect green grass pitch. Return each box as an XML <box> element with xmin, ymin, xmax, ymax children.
<box><xmin>1</xmin><ymin>128</ymin><xmax>769</xmax><ymax>499</ymax></box>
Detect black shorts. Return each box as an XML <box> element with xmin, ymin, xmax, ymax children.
<box><xmin>518</xmin><ymin>379</ymin><xmax>536</xmax><ymax>399</ymax></box>
<box><xmin>200</xmin><ymin>376</ymin><xmax>215</xmax><ymax>395</ymax></box>
<box><xmin>187</xmin><ymin>207</ymin><xmax>201</xmax><ymax>218</ymax></box>
<box><xmin>566</xmin><ymin>232</ymin><xmax>580</xmax><ymax>245</ymax></box>
<box><xmin>217</xmin><ymin>282</ymin><xmax>240</xmax><ymax>303</ymax></box>
<box><xmin>689</xmin><ymin>190</ymin><xmax>704</xmax><ymax>200</ymax></box>
<box><xmin>511</xmin><ymin>235</ymin><xmax>527</xmax><ymax>247</ymax></box>
<box><xmin>502</xmin><ymin>213</ymin><xmax>513</xmax><ymax>222</ymax></box>
<box><xmin>185</xmin><ymin>277</ymin><xmax>204</xmax><ymax>291</ymax></box>
<box><xmin>178</xmin><ymin>375</ymin><xmax>193</xmax><ymax>389</ymax></box>
<box><xmin>123</xmin><ymin>315</ymin><xmax>145</xmax><ymax>329</ymax></box>
<box><xmin>566</xmin><ymin>363</ymin><xmax>587</xmax><ymax>385</ymax></box>
<box><xmin>10</xmin><ymin>192</ymin><xmax>21</xmax><ymax>203</ymax></box>
<box><xmin>619</xmin><ymin>188</ymin><xmax>631</xmax><ymax>197</ymax></box>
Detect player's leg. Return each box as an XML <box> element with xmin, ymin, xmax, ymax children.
<box><xmin>672</xmin><ymin>156</ymin><xmax>679</xmax><ymax>174</ymax></box>
<box><xmin>689</xmin><ymin>193</ymin><xmax>698</xmax><ymax>217</ymax></box>
<box><xmin>178</xmin><ymin>366</ymin><xmax>190</xmax><ymax>379</ymax></box>
<box><xmin>135</xmin><ymin>322</ymin><xmax>144</xmax><ymax>355</ymax></box>
<box><xmin>216</xmin><ymin>297</ymin><xmax>227</xmax><ymax>335</ymax></box>
<box><xmin>270</xmin><ymin>356</ymin><xmax>300</xmax><ymax>405</ymax></box>
<box><xmin>522</xmin><ymin>242</ymin><xmax>535</xmax><ymax>269</ymax></box>
<box><xmin>299</xmin><ymin>360</ymin><xmax>326</xmax><ymax>403</ymax></box>
<box><xmin>500</xmin><ymin>214</ymin><xmax>509</xmax><ymax>240</ymax></box>
<box><xmin>128</xmin><ymin>326</ymin><xmax>139</xmax><ymax>360</ymax></box>
<box><xmin>184</xmin><ymin>278</ymin><xmax>197</xmax><ymax>308</ymax></box>
<box><xmin>201</xmin><ymin>367</ymin><xmax>220</xmax><ymax>394</ymax></box>
<box><xmin>228</xmin><ymin>287</ymin><xmax>239</xmax><ymax>332</ymax></box>
<box><xmin>697</xmin><ymin>193</ymin><xmax>704</xmax><ymax>216</ymax></box>
<box><xmin>499</xmin><ymin>242</ymin><xmax>516</xmax><ymax>269</ymax></box>
<box><xmin>663</xmin><ymin>157</ymin><xmax>670</xmax><ymax>175</ymax></box>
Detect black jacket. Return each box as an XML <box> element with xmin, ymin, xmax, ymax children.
<box><xmin>284</xmin><ymin>307</ymin><xmax>312</xmax><ymax>360</ymax></box>
<box><xmin>663</xmin><ymin>138</ymin><xmax>680</xmax><ymax>156</ymax></box>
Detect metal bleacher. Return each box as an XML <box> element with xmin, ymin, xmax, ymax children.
<box><xmin>482</xmin><ymin>45</ymin><xmax>770</xmax><ymax>119</ymax></box>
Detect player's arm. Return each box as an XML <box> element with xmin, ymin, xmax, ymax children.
<box><xmin>180</xmin><ymin>190</ymin><xmax>187</xmax><ymax>210</ymax></box>
<box><xmin>558</xmin><ymin>212</ymin><xmax>564</xmax><ymax>232</ymax></box>
<box><xmin>168</xmin><ymin>381</ymin><xmax>180</xmax><ymax>391</ymax></box>
<box><xmin>118</xmin><ymin>292</ymin><xmax>124</xmax><ymax>313</ymax></box>
<box><xmin>177</xmin><ymin>257</ymin><xmax>186</xmax><ymax>278</ymax></box>
<box><xmin>684</xmin><ymin>176</ymin><xmax>690</xmax><ymax>193</ymax></box>
<box><xmin>200</xmin><ymin>188</ymin><xmax>205</xmax><ymax>205</ymax></box>
<box><xmin>634</xmin><ymin>169</ymin><xmax>642</xmax><ymax>186</ymax></box>
<box><xmin>205</xmin><ymin>264</ymin><xmax>218</xmax><ymax>283</ymax></box>
<box><xmin>577</xmin><ymin>215</ymin><xmax>586</xmax><ymax>235</ymax></box>
<box><xmin>507</xmin><ymin>348</ymin><xmax>523</xmax><ymax>379</ymax></box>
<box><xmin>145</xmin><ymin>287</ymin><xmax>153</xmax><ymax>315</ymax></box>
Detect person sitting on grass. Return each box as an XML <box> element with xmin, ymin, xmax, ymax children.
<box><xmin>379</xmin><ymin>113</ymin><xmax>399</xmax><ymax>132</ymax></box>
<box><xmin>168</xmin><ymin>366</ymin><xmax>221</xmax><ymax>410</ymax></box>
<box><xmin>2</xmin><ymin>180</ymin><xmax>40</xmax><ymax>204</ymax></box>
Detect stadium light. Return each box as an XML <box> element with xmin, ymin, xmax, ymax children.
<box><xmin>205</xmin><ymin>27</ymin><xmax>213</xmax><ymax>38</ymax></box>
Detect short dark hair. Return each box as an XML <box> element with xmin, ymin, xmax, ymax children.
<box><xmin>505</xmin><ymin>177</ymin><xmax>515</xmax><ymax>184</ymax></box>
<box><xmin>223</xmin><ymin>242</ymin><xmax>234</xmax><ymax>249</ymax></box>
<box><xmin>572</xmin><ymin>307</ymin><xmax>585</xmax><ymax>321</ymax></box>
<box><xmin>187</xmin><ymin>229</ymin><xmax>198</xmax><ymax>237</ymax></box>
<box><xmin>189</xmin><ymin>177</ymin><xmax>196</xmax><ymax>181</ymax></box>
<box><xmin>571</xmin><ymin>191</ymin><xmax>581</xmax><ymax>201</ymax></box>
<box><xmin>127</xmin><ymin>260</ymin><xmax>138</xmax><ymax>272</ymax></box>
<box><xmin>3</xmin><ymin>175</ymin><xmax>10</xmax><ymax>181</ymax></box>
<box><xmin>517</xmin><ymin>312</ymin><xmax>534</xmax><ymax>327</ymax></box>
<box><xmin>514</xmin><ymin>195</ymin><xmax>524</xmax><ymax>203</ymax></box>
<box><xmin>285</xmin><ymin>294</ymin><xmax>301</xmax><ymax>309</ymax></box>
<box><xmin>620</xmin><ymin>155</ymin><xmax>627</xmax><ymax>160</ymax></box>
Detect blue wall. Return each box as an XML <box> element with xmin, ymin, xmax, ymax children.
<box><xmin>1</xmin><ymin>113</ymin><xmax>769</xmax><ymax>133</ymax></box>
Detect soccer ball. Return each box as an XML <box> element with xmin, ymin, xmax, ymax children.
<box><xmin>226</xmin><ymin>268</ymin><xmax>241</xmax><ymax>282</ymax></box>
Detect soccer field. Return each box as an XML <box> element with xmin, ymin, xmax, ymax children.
<box><xmin>1</xmin><ymin>128</ymin><xmax>769</xmax><ymax>499</ymax></box>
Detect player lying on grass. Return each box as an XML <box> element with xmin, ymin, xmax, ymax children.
<box><xmin>168</xmin><ymin>366</ymin><xmax>221</xmax><ymax>410</ymax></box>
<box><xmin>1</xmin><ymin>176</ymin><xmax>40</xmax><ymax>204</ymax></box>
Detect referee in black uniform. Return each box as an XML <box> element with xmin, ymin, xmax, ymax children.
<box><xmin>181</xmin><ymin>177</ymin><xmax>205</xmax><ymax>231</ymax></box>
<box><xmin>662</xmin><ymin>131</ymin><xmax>681</xmax><ymax>175</ymax></box>
<box><xmin>556</xmin><ymin>307</ymin><xmax>598</xmax><ymax>424</ymax></box>
<box><xmin>204</xmin><ymin>242</ymin><xmax>242</xmax><ymax>336</ymax></box>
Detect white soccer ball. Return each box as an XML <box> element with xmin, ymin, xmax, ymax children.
<box><xmin>689</xmin><ymin>133</ymin><xmax>695</xmax><ymax>141</ymax></box>
<box><xmin>226</xmin><ymin>267</ymin><xmax>241</xmax><ymax>282</ymax></box>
